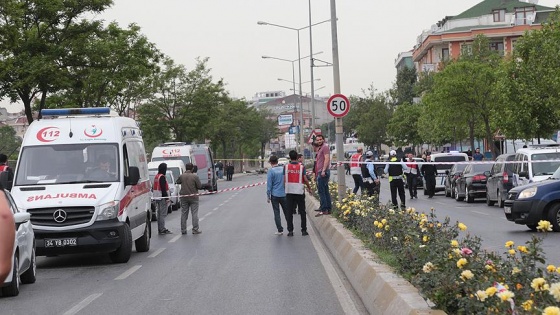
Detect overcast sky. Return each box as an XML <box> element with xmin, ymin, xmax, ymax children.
<box><xmin>2</xmin><ymin>0</ymin><xmax>559</xmax><ymax>112</ymax></box>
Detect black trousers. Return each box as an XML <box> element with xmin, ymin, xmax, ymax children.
<box><xmin>285</xmin><ymin>194</ymin><xmax>307</xmax><ymax>232</ymax></box>
<box><xmin>352</xmin><ymin>174</ymin><xmax>363</xmax><ymax>194</ymax></box>
<box><xmin>390</xmin><ymin>178</ymin><xmax>405</xmax><ymax>208</ymax></box>
<box><xmin>363</xmin><ymin>180</ymin><xmax>379</xmax><ymax>196</ymax></box>
<box><xmin>407</xmin><ymin>174</ymin><xmax>418</xmax><ymax>198</ymax></box>
<box><xmin>424</xmin><ymin>175</ymin><xmax>436</xmax><ymax>197</ymax></box>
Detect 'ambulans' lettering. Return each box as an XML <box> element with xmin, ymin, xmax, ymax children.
<box><xmin>27</xmin><ymin>193</ymin><xmax>97</xmax><ymax>202</ymax></box>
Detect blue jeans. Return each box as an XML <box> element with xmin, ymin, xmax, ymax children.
<box><xmin>316</xmin><ymin>170</ymin><xmax>332</xmax><ymax>211</ymax></box>
<box><xmin>270</xmin><ymin>195</ymin><xmax>287</xmax><ymax>232</ymax></box>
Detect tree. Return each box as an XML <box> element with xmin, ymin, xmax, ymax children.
<box><xmin>394</xmin><ymin>66</ymin><xmax>417</xmax><ymax>105</ymax></box>
<box><xmin>387</xmin><ymin>102</ymin><xmax>423</xmax><ymax>148</ymax></box>
<box><xmin>0</xmin><ymin>126</ymin><xmax>21</xmax><ymax>159</ymax></box>
<box><xmin>0</xmin><ymin>0</ymin><xmax>113</xmax><ymax>123</ymax></box>
<box><xmin>496</xmin><ymin>8</ymin><xmax>560</xmax><ymax>143</ymax></box>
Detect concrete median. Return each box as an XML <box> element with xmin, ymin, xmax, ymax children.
<box><xmin>307</xmin><ymin>196</ymin><xmax>446</xmax><ymax>315</ymax></box>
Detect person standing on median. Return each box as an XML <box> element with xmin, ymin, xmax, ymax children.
<box><xmin>266</xmin><ymin>156</ymin><xmax>288</xmax><ymax>235</ymax></box>
<box><xmin>285</xmin><ymin>150</ymin><xmax>312</xmax><ymax>236</ymax></box>
<box><xmin>384</xmin><ymin>150</ymin><xmax>408</xmax><ymax>209</ymax></box>
<box><xmin>154</xmin><ymin>163</ymin><xmax>172</xmax><ymax>235</ymax></box>
<box><xmin>314</xmin><ymin>134</ymin><xmax>332</xmax><ymax>216</ymax></box>
<box><xmin>176</xmin><ymin>163</ymin><xmax>203</xmax><ymax>235</ymax></box>
<box><xmin>349</xmin><ymin>148</ymin><xmax>364</xmax><ymax>194</ymax></box>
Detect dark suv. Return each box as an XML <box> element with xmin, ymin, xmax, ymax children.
<box><xmin>486</xmin><ymin>154</ymin><xmax>515</xmax><ymax>208</ymax></box>
<box><xmin>504</xmin><ymin>166</ymin><xmax>560</xmax><ymax>231</ymax></box>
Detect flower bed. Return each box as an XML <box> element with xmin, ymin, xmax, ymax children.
<box><xmin>321</xmin><ymin>181</ymin><xmax>560</xmax><ymax>314</ymax></box>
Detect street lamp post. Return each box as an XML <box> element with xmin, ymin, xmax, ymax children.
<box><xmin>258</xmin><ymin>19</ymin><xmax>330</xmax><ymax>156</ymax></box>
<box><xmin>262</xmin><ymin>51</ymin><xmax>323</xmax><ymax>97</ymax></box>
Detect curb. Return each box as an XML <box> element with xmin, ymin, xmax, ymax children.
<box><xmin>306</xmin><ymin>196</ymin><xmax>446</xmax><ymax>315</ymax></box>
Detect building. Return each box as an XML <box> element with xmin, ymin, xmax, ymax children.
<box><xmin>394</xmin><ymin>51</ymin><xmax>414</xmax><ymax>72</ymax></box>
<box><xmin>411</xmin><ymin>0</ymin><xmax>554</xmax><ymax>73</ymax></box>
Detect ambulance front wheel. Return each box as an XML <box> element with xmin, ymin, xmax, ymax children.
<box><xmin>109</xmin><ymin>223</ymin><xmax>132</xmax><ymax>263</ymax></box>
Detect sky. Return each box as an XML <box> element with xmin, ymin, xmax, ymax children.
<box><xmin>2</xmin><ymin>0</ymin><xmax>559</xmax><ymax>113</ymax></box>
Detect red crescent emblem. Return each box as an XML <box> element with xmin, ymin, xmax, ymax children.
<box><xmin>36</xmin><ymin>127</ymin><xmax>60</xmax><ymax>142</ymax></box>
<box><xmin>84</xmin><ymin>125</ymin><xmax>103</xmax><ymax>138</ymax></box>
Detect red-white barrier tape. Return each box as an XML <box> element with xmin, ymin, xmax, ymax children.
<box><xmin>331</xmin><ymin>160</ymin><xmax>560</xmax><ymax>165</ymax></box>
<box><xmin>153</xmin><ymin>181</ymin><xmax>267</xmax><ymax>200</ymax></box>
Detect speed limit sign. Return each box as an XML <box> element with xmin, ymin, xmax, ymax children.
<box><xmin>327</xmin><ymin>94</ymin><xmax>350</xmax><ymax>118</ymax></box>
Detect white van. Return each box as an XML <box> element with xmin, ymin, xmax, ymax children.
<box><xmin>11</xmin><ymin>108</ymin><xmax>151</xmax><ymax>263</ymax></box>
<box><xmin>151</xmin><ymin>142</ymin><xmax>193</xmax><ymax>166</ymax></box>
<box><xmin>512</xmin><ymin>145</ymin><xmax>560</xmax><ymax>187</ymax></box>
<box><xmin>148</xmin><ymin>160</ymin><xmax>184</xmax><ymax>210</ymax></box>
<box><xmin>425</xmin><ymin>152</ymin><xmax>469</xmax><ymax>194</ymax></box>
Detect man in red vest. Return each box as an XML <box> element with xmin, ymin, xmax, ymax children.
<box><xmin>349</xmin><ymin>148</ymin><xmax>364</xmax><ymax>194</ymax></box>
<box><xmin>153</xmin><ymin>163</ymin><xmax>172</xmax><ymax>235</ymax></box>
<box><xmin>405</xmin><ymin>153</ymin><xmax>420</xmax><ymax>199</ymax></box>
<box><xmin>0</xmin><ymin>154</ymin><xmax>14</xmax><ymax>191</ymax></box>
<box><xmin>284</xmin><ymin>150</ymin><xmax>312</xmax><ymax>236</ymax></box>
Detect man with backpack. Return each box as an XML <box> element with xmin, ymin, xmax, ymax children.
<box><xmin>0</xmin><ymin>154</ymin><xmax>14</xmax><ymax>191</ymax></box>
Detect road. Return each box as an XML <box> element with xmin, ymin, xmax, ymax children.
<box><xmin>1</xmin><ymin>173</ymin><xmax>368</xmax><ymax>315</ymax></box>
<box><xmin>340</xmin><ymin>171</ymin><xmax>560</xmax><ymax>264</ymax></box>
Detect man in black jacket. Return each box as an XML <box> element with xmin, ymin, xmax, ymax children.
<box><xmin>421</xmin><ymin>155</ymin><xmax>438</xmax><ymax>198</ymax></box>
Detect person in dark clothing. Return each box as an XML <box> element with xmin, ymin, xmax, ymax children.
<box><xmin>154</xmin><ymin>163</ymin><xmax>172</xmax><ymax>234</ymax></box>
<box><xmin>226</xmin><ymin>162</ymin><xmax>234</xmax><ymax>181</ymax></box>
<box><xmin>384</xmin><ymin>150</ymin><xmax>408</xmax><ymax>209</ymax></box>
<box><xmin>216</xmin><ymin>161</ymin><xmax>224</xmax><ymax>179</ymax></box>
<box><xmin>421</xmin><ymin>155</ymin><xmax>438</xmax><ymax>198</ymax></box>
<box><xmin>0</xmin><ymin>154</ymin><xmax>14</xmax><ymax>191</ymax></box>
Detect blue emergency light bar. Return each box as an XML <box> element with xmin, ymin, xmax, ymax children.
<box><xmin>41</xmin><ymin>107</ymin><xmax>111</xmax><ymax>116</ymax></box>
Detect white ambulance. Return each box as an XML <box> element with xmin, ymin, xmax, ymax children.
<box><xmin>11</xmin><ymin>108</ymin><xmax>151</xmax><ymax>263</ymax></box>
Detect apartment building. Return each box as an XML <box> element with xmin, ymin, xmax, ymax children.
<box><xmin>411</xmin><ymin>0</ymin><xmax>554</xmax><ymax>73</ymax></box>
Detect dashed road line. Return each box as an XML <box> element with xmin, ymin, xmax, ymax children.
<box><xmin>471</xmin><ymin>210</ymin><xmax>490</xmax><ymax>216</ymax></box>
<box><xmin>168</xmin><ymin>235</ymin><xmax>181</xmax><ymax>243</ymax></box>
<box><xmin>114</xmin><ymin>265</ymin><xmax>142</xmax><ymax>280</ymax></box>
<box><xmin>62</xmin><ymin>293</ymin><xmax>103</xmax><ymax>315</ymax></box>
<box><xmin>148</xmin><ymin>248</ymin><xmax>166</xmax><ymax>258</ymax></box>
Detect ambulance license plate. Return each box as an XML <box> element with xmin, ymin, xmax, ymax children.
<box><xmin>45</xmin><ymin>238</ymin><xmax>77</xmax><ymax>248</ymax></box>
<box><xmin>504</xmin><ymin>206</ymin><xmax>511</xmax><ymax>214</ymax></box>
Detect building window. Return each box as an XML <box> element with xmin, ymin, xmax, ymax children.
<box><xmin>515</xmin><ymin>7</ymin><xmax>535</xmax><ymax>25</ymax></box>
<box><xmin>441</xmin><ymin>48</ymin><xmax>450</xmax><ymax>61</ymax></box>
<box><xmin>460</xmin><ymin>43</ymin><xmax>472</xmax><ymax>56</ymax></box>
<box><xmin>489</xmin><ymin>42</ymin><xmax>504</xmax><ymax>55</ymax></box>
<box><xmin>493</xmin><ymin>9</ymin><xmax>505</xmax><ymax>22</ymax></box>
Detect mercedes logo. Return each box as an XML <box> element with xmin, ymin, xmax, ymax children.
<box><xmin>53</xmin><ymin>209</ymin><xmax>67</xmax><ymax>223</ymax></box>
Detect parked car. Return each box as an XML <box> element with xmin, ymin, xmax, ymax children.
<box><xmin>277</xmin><ymin>157</ymin><xmax>289</xmax><ymax>166</ymax></box>
<box><xmin>424</xmin><ymin>152</ymin><xmax>469</xmax><ymax>195</ymax></box>
<box><xmin>511</xmin><ymin>145</ymin><xmax>560</xmax><ymax>187</ymax></box>
<box><xmin>454</xmin><ymin>163</ymin><xmax>492</xmax><ymax>203</ymax></box>
<box><xmin>485</xmin><ymin>154</ymin><xmax>516</xmax><ymax>208</ymax></box>
<box><xmin>504</xmin><ymin>165</ymin><xmax>560</xmax><ymax>231</ymax></box>
<box><xmin>2</xmin><ymin>189</ymin><xmax>36</xmax><ymax>297</ymax></box>
<box><xmin>444</xmin><ymin>163</ymin><xmax>469</xmax><ymax>198</ymax></box>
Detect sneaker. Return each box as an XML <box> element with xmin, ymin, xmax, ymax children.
<box><xmin>192</xmin><ymin>229</ymin><xmax>202</xmax><ymax>234</ymax></box>
<box><xmin>287</xmin><ymin>232</ymin><xmax>294</xmax><ymax>237</ymax></box>
<box><xmin>314</xmin><ymin>212</ymin><xmax>323</xmax><ymax>217</ymax></box>
<box><xmin>181</xmin><ymin>231</ymin><xmax>187</xmax><ymax>235</ymax></box>
<box><xmin>159</xmin><ymin>229</ymin><xmax>172</xmax><ymax>235</ymax></box>
<box><xmin>302</xmin><ymin>231</ymin><xmax>309</xmax><ymax>236</ymax></box>
<box><xmin>274</xmin><ymin>231</ymin><xmax>283</xmax><ymax>235</ymax></box>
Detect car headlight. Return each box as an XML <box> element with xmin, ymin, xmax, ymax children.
<box><xmin>97</xmin><ymin>201</ymin><xmax>119</xmax><ymax>221</ymax></box>
<box><xmin>518</xmin><ymin>187</ymin><xmax>537</xmax><ymax>199</ymax></box>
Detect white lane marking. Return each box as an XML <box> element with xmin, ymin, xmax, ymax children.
<box><xmin>309</xmin><ymin>229</ymin><xmax>360</xmax><ymax>315</ymax></box>
<box><xmin>114</xmin><ymin>265</ymin><xmax>142</xmax><ymax>280</ymax></box>
<box><xmin>62</xmin><ymin>293</ymin><xmax>103</xmax><ymax>315</ymax></box>
<box><xmin>213</xmin><ymin>207</ymin><xmax>219</xmax><ymax>211</ymax></box>
<box><xmin>168</xmin><ymin>235</ymin><xmax>181</xmax><ymax>243</ymax></box>
<box><xmin>148</xmin><ymin>247</ymin><xmax>166</xmax><ymax>258</ymax></box>
<box><xmin>471</xmin><ymin>210</ymin><xmax>490</xmax><ymax>216</ymax></box>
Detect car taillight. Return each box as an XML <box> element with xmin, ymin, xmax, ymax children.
<box><xmin>207</xmin><ymin>169</ymin><xmax>212</xmax><ymax>180</ymax></box>
<box><xmin>502</xmin><ymin>172</ymin><xmax>509</xmax><ymax>183</ymax></box>
<box><xmin>473</xmin><ymin>175</ymin><xmax>486</xmax><ymax>182</ymax></box>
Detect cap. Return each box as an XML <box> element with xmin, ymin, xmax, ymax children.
<box><xmin>390</xmin><ymin>150</ymin><xmax>397</xmax><ymax>156</ymax></box>
<box><xmin>365</xmin><ymin>151</ymin><xmax>373</xmax><ymax>157</ymax></box>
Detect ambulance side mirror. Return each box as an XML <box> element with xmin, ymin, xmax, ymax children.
<box><xmin>126</xmin><ymin>166</ymin><xmax>140</xmax><ymax>186</ymax></box>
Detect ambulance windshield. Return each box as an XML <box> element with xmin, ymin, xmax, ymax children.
<box><xmin>15</xmin><ymin>143</ymin><xmax>120</xmax><ymax>185</ymax></box>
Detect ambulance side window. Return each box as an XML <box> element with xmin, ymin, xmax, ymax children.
<box><xmin>123</xmin><ymin>144</ymin><xmax>130</xmax><ymax>181</ymax></box>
